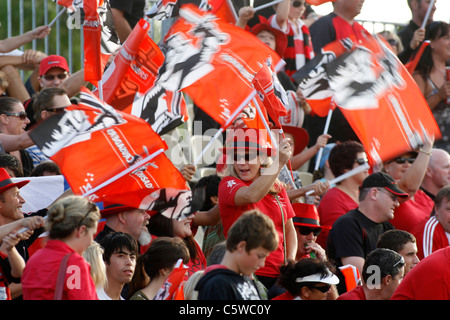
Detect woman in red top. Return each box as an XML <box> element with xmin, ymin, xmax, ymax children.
<box><xmin>22</xmin><ymin>196</ymin><xmax>100</xmax><ymax>300</ymax></box>
<box><xmin>218</xmin><ymin>128</ymin><xmax>296</xmax><ymax>291</ymax></box>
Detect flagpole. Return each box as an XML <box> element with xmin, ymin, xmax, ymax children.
<box><xmin>420</xmin><ymin>0</ymin><xmax>435</xmax><ymax>29</ymax></box>
<box><xmin>48</xmin><ymin>7</ymin><xmax>67</xmax><ymax>28</ymax></box>
<box><xmin>306</xmin><ymin>162</ymin><xmax>370</xmax><ymax>195</ymax></box>
<box><xmin>314</xmin><ymin>108</ymin><xmax>333</xmax><ymax>171</ymax></box>
<box><xmin>82</xmin><ymin>148</ymin><xmax>165</xmax><ymax>198</ymax></box>
<box><xmin>253</xmin><ymin>0</ymin><xmax>284</xmax><ymax>12</ymax></box>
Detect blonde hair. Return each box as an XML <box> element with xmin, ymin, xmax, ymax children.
<box><xmin>46</xmin><ymin>195</ymin><xmax>100</xmax><ymax>239</ymax></box>
<box><xmin>219</xmin><ymin>153</ymin><xmax>284</xmax><ymax>195</ymax></box>
<box><xmin>83</xmin><ymin>241</ymin><xmax>108</xmax><ymax>289</ymax></box>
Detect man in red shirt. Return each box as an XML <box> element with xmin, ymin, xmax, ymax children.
<box><xmin>338</xmin><ymin>248</ymin><xmax>405</xmax><ymax>300</ymax></box>
<box><xmin>391</xmin><ymin>247</ymin><xmax>450</xmax><ymax>300</ymax></box>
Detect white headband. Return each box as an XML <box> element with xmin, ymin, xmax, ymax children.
<box><xmin>295</xmin><ymin>271</ymin><xmax>339</xmax><ymax>285</ymax></box>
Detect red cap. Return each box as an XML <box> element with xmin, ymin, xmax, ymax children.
<box><xmin>292</xmin><ymin>203</ymin><xmax>331</xmax><ymax>230</ymax></box>
<box><xmin>39</xmin><ymin>55</ymin><xmax>70</xmax><ymax>76</ymax></box>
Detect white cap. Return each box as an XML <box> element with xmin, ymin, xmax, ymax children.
<box><xmin>295</xmin><ymin>271</ymin><xmax>340</xmax><ymax>285</ymax></box>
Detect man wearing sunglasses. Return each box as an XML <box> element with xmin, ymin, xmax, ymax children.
<box><xmin>327</xmin><ymin>172</ymin><xmax>409</xmax><ymax>294</ymax></box>
<box><xmin>25</xmin><ymin>87</ymin><xmax>72</xmax><ymax>166</ymax></box>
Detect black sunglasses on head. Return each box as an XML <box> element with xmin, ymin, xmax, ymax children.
<box><xmin>298</xmin><ymin>226</ymin><xmax>321</xmax><ymax>237</ymax></box>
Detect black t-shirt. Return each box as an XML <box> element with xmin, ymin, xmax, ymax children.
<box><xmin>196</xmin><ymin>266</ymin><xmax>261</xmax><ymax>300</ymax></box>
<box><xmin>326</xmin><ymin>209</ymin><xmax>394</xmax><ymax>293</ymax></box>
<box><xmin>109</xmin><ymin>0</ymin><xmax>145</xmax><ymax>28</ymax></box>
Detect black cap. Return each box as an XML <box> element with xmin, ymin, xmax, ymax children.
<box><xmin>360</xmin><ymin>172</ymin><xmax>409</xmax><ymax>198</ymax></box>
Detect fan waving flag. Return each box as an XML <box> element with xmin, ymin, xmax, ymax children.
<box><xmin>325</xmin><ymin>35</ymin><xmax>441</xmax><ymax>165</ymax></box>
<box><xmin>157</xmin><ymin>4</ymin><xmax>280</xmax><ymax>128</ymax></box>
<box><xmin>29</xmin><ymin>88</ymin><xmax>196</xmax><ymax>217</ymax></box>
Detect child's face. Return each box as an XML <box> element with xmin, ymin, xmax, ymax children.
<box><xmin>238</xmin><ymin>245</ymin><xmax>272</xmax><ymax>276</ymax></box>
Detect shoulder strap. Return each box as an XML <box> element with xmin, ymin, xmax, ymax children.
<box><xmin>54</xmin><ymin>252</ymin><xmax>73</xmax><ymax>300</ymax></box>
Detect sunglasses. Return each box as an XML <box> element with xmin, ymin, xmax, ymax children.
<box><xmin>2</xmin><ymin>111</ymin><xmax>27</xmax><ymax>120</ymax></box>
<box><xmin>292</xmin><ymin>0</ymin><xmax>305</xmax><ymax>7</ymax></box>
<box><xmin>355</xmin><ymin>158</ymin><xmax>369</xmax><ymax>165</ymax></box>
<box><xmin>307</xmin><ymin>284</ymin><xmax>331</xmax><ymax>293</ymax></box>
<box><xmin>393</xmin><ymin>157</ymin><xmax>415</xmax><ymax>164</ymax></box>
<box><xmin>298</xmin><ymin>226</ymin><xmax>321</xmax><ymax>237</ymax></box>
<box><xmin>41</xmin><ymin>72</ymin><xmax>69</xmax><ymax>81</ymax></box>
<box><xmin>233</xmin><ymin>153</ymin><xmax>258</xmax><ymax>162</ymax></box>
<box><xmin>45</xmin><ymin>107</ymin><xmax>66</xmax><ymax>113</ymax></box>
<box><xmin>377</xmin><ymin>188</ymin><xmax>398</xmax><ymax>202</ymax></box>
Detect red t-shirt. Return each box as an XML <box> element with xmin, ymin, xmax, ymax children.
<box><xmin>218</xmin><ymin>176</ymin><xmax>295</xmax><ymax>278</ymax></box>
<box><xmin>389</xmin><ymin>189</ymin><xmax>434</xmax><ymax>233</ymax></box>
<box><xmin>22</xmin><ymin>240</ymin><xmax>98</xmax><ymax>300</ymax></box>
<box><xmin>391</xmin><ymin>247</ymin><xmax>450</xmax><ymax>300</ymax></box>
<box><xmin>337</xmin><ymin>285</ymin><xmax>366</xmax><ymax>300</ymax></box>
<box><xmin>317</xmin><ymin>187</ymin><xmax>358</xmax><ymax>249</ymax></box>
<box><xmin>412</xmin><ymin>216</ymin><xmax>450</xmax><ymax>260</ymax></box>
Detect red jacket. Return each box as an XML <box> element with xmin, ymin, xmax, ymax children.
<box><xmin>22</xmin><ymin>240</ymin><xmax>98</xmax><ymax>300</ymax></box>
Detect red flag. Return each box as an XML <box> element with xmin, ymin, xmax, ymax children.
<box><xmin>153</xmin><ymin>259</ymin><xmax>188</xmax><ymax>300</ymax></box>
<box><xmin>101</xmin><ymin>19</ymin><xmax>165</xmax><ymax>109</ymax></box>
<box><xmin>28</xmin><ymin>88</ymin><xmax>188</xmax><ymax>206</ymax></box>
<box><xmin>306</xmin><ymin>0</ymin><xmax>336</xmax><ymax>5</ymax></box>
<box><xmin>253</xmin><ymin>62</ymin><xmax>288</xmax><ymax>128</ymax></box>
<box><xmin>405</xmin><ymin>40</ymin><xmax>430</xmax><ymax>75</ymax></box>
<box><xmin>83</xmin><ymin>0</ymin><xmax>102</xmax><ymax>81</ymax></box>
<box><xmin>326</xmin><ymin>35</ymin><xmax>441</xmax><ymax>165</ymax></box>
<box><xmin>209</xmin><ymin>0</ymin><xmax>237</xmax><ymax>24</ymax></box>
<box><xmin>57</xmin><ymin>0</ymin><xmax>76</xmax><ymax>12</ymax></box>
<box><xmin>293</xmin><ymin>37</ymin><xmax>355</xmax><ymax>117</ymax></box>
<box><xmin>158</xmin><ymin>4</ymin><xmax>278</xmax><ymax>128</ymax></box>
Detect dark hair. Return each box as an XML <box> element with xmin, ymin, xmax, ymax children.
<box><xmin>99</xmin><ymin>232</ymin><xmax>139</xmax><ymax>264</ymax></box>
<box><xmin>328</xmin><ymin>140</ymin><xmax>365</xmax><ymax>179</ymax></box>
<box><xmin>277</xmin><ymin>258</ymin><xmax>336</xmax><ymax>296</ymax></box>
<box><xmin>0</xmin><ymin>97</ymin><xmax>20</xmax><ymax>114</ymax></box>
<box><xmin>193</xmin><ymin>174</ymin><xmax>221</xmax><ymax>211</ymax></box>
<box><xmin>147</xmin><ymin>213</ymin><xmax>198</xmax><ymax>261</ymax></box>
<box><xmin>0</xmin><ymin>153</ymin><xmax>23</xmax><ymax>177</ymax></box>
<box><xmin>362</xmin><ymin>248</ymin><xmax>404</xmax><ymax>284</ymax></box>
<box><xmin>416</xmin><ymin>21</ymin><xmax>450</xmax><ymax>80</ymax></box>
<box><xmin>30</xmin><ymin>160</ymin><xmax>62</xmax><ymax>176</ymax></box>
<box><xmin>33</xmin><ymin>87</ymin><xmax>67</xmax><ymax>121</ymax></box>
<box><xmin>128</xmin><ymin>237</ymin><xmax>190</xmax><ymax>298</ymax></box>
<box><xmin>432</xmin><ymin>185</ymin><xmax>450</xmax><ymax>216</ymax></box>
<box><xmin>377</xmin><ymin>229</ymin><xmax>416</xmax><ymax>253</ymax></box>
<box><xmin>226</xmin><ymin>209</ymin><xmax>278</xmax><ymax>253</ymax></box>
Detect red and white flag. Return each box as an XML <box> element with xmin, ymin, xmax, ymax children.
<box><xmin>83</xmin><ymin>0</ymin><xmax>103</xmax><ymax>81</ymax></box>
<box><xmin>306</xmin><ymin>0</ymin><xmax>335</xmax><ymax>5</ymax></box>
<box><xmin>157</xmin><ymin>4</ymin><xmax>278</xmax><ymax>128</ymax></box>
<box><xmin>153</xmin><ymin>259</ymin><xmax>188</xmax><ymax>300</ymax></box>
<box><xmin>326</xmin><ymin>35</ymin><xmax>441</xmax><ymax>164</ymax></box>
<box><xmin>29</xmin><ymin>88</ymin><xmax>198</xmax><ymax>218</ymax></box>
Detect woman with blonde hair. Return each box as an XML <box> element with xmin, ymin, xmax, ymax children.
<box><xmin>21</xmin><ymin>196</ymin><xmax>100</xmax><ymax>300</ymax></box>
<box><xmin>217</xmin><ymin>128</ymin><xmax>296</xmax><ymax>291</ymax></box>
<box><xmin>83</xmin><ymin>241</ymin><xmax>107</xmax><ymax>290</ymax></box>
